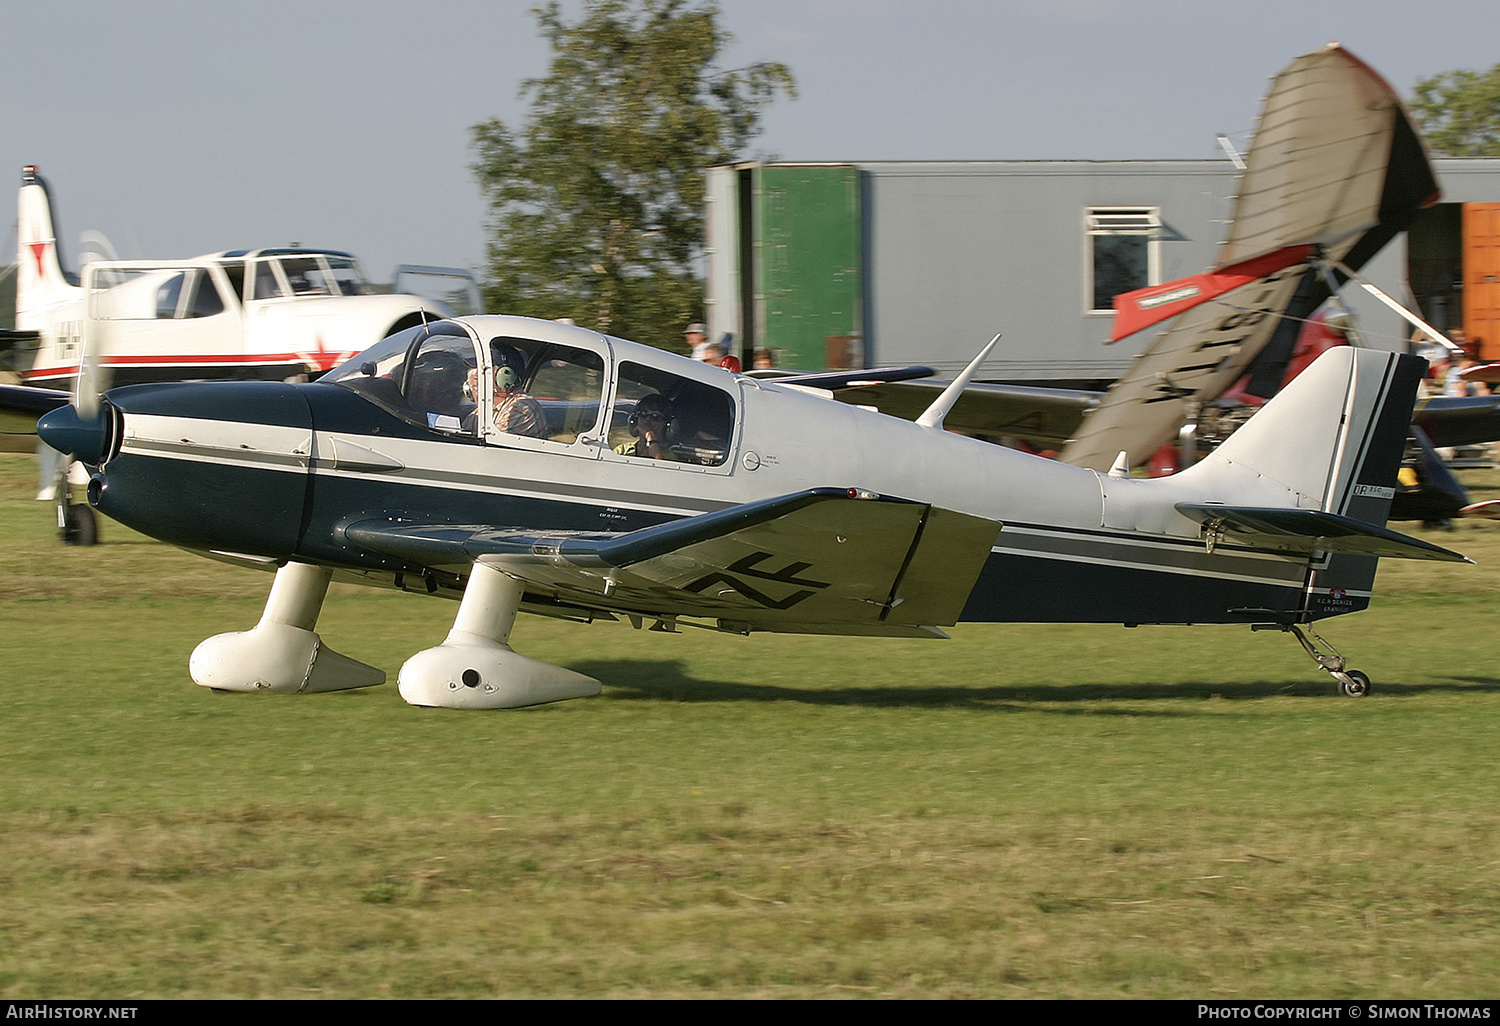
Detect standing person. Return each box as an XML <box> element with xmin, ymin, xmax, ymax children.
<box><xmin>1449</xmin><ymin>351</ymin><xmax>1493</xmax><ymax>398</ymax></box>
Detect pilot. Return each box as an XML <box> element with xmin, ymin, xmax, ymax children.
<box><xmin>485</xmin><ymin>342</ymin><xmax>549</xmax><ymax>438</ymax></box>
<box><xmin>613</xmin><ymin>393</ymin><xmax>676</xmax><ymax>460</ymax></box>
<box><xmin>407</xmin><ymin>350</ymin><xmax>472</xmax><ymax>432</ymax></box>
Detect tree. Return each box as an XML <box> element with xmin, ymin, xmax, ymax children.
<box><xmin>471</xmin><ymin>0</ymin><xmax>794</xmax><ymax>349</ymax></box>
<box><xmin>1412</xmin><ymin>63</ymin><xmax>1500</xmax><ymax>157</ymax></box>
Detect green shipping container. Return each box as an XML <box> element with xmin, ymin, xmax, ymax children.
<box><xmin>756</xmin><ymin>166</ymin><xmax>863</xmax><ymax>370</ymax></box>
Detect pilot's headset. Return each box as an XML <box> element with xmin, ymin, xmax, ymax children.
<box><xmin>627</xmin><ymin>394</ymin><xmax>677</xmax><ymax>441</ymax></box>
<box><xmin>490</xmin><ymin>342</ymin><xmax>528</xmax><ymax>393</ymax></box>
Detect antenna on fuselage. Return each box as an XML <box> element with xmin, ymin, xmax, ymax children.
<box><xmin>916</xmin><ymin>334</ymin><xmax>1001</xmax><ymax>431</ymax></box>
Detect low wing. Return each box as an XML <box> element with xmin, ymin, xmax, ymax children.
<box><xmin>824</xmin><ymin>379</ymin><xmax>1098</xmax><ymax>449</ymax></box>
<box><xmin>751</xmin><ymin>365</ymin><xmax>936</xmax><ymax>389</ymax></box>
<box><xmin>1175</xmin><ymin>504</ymin><xmax>1470</xmax><ymax>562</ymax></box>
<box><xmin>1061</xmin><ymin>44</ymin><xmax>1440</xmax><ymax>472</ymax></box>
<box><xmin>1413</xmin><ymin>395</ymin><xmax>1500</xmax><ymax>449</ymax></box>
<box><xmin>344</xmin><ymin>488</ymin><xmax>1003</xmax><ymax>636</ymax></box>
<box><xmin>1108</xmin><ymin>245</ymin><xmax>1312</xmax><ymax>343</ymax></box>
<box><xmin>0</xmin><ymin>382</ymin><xmax>72</xmax><ymax>444</ymax></box>
<box><xmin>750</xmin><ymin>366</ymin><xmax>1096</xmax><ymax>450</ymax></box>
<box><xmin>1460</xmin><ymin>362</ymin><xmax>1500</xmax><ymax>386</ymax></box>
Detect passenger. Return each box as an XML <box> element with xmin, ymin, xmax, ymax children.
<box><xmin>486</xmin><ymin>342</ymin><xmax>549</xmax><ymax>438</ymax></box>
<box><xmin>613</xmin><ymin>393</ymin><xmax>676</xmax><ymax>460</ymax></box>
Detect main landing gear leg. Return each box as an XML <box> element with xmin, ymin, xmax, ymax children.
<box><xmin>1256</xmin><ymin>623</ymin><xmax>1371</xmax><ymax>697</ymax></box>
<box><xmin>189</xmin><ymin>562</ymin><xmax>386</xmax><ymax>693</ymax></box>
<box><xmin>55</xmin><ymin>460</ymin><xmax>98</xmax><ymax>547</ymax></box>
<box><xmin>398</xmin><ymin>561</ymin><xmax>601</xmax><ymax>710</ymax></box>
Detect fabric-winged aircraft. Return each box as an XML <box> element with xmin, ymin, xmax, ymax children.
<box><xmin>827</xmin><ymin>45</ymin><xmax>1500</xmax><ymax>497</ymax></box>
<box><xmin>35</xmin><ymin>313</ymin><xmax>1467</xmax><ymax>709</ymax></box>
<box><xmin>1065</xmin><ymin>43</ymin><xmax>1444</xmax><ymax>471</ymax></box>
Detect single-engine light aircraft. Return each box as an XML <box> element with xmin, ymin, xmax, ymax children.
<box><xmin>37</xmin><ymin>314</ymin><xmax>1468</xmax><ymax>708</ymax></box>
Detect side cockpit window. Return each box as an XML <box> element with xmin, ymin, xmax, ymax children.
<box><xmin>609</xmin><ymin>361</ymin><xmax>734</xmax><ymax>466</ymax></box>
<box><xmin>481</xmin><ymin>336</ymin><xmax>605</xmax><ymax>446</ymax></box>
<box><xmin>152</xmin><ymin>269</ymin><xmax>226</xmax><ymax>319</ymax></box>
<box><xmin>253</xmin><ymin>261</ymin><xmax>284</xmax><ymax>299</ymax></box>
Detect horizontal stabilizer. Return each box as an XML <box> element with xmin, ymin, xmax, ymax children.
<box><xmin>1412</xmin><ymin>394</ymin><xmax>1500</xmax><ymax>449</ymax></box>
<box><xmin>1174</xmin><ymin>504</ymin><xmax>1471</xmax><ymax>562</ymax></box>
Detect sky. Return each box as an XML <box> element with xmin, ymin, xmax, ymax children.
<box><xmin>4</xmin><ymin>0</ymin><xmax>1498</xmax><ymax>283</ymax></box>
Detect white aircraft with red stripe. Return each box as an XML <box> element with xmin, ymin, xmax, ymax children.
<box><xmin>10</xmin><ymin>166</ymin><xmax>452</xmax><ymax>390</ymax></box>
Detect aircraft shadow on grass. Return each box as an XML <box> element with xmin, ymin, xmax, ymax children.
<box><xmin>572</xmin><ymin>660</ymin><xmax>1500</xmax><ymax>709</ymax></box>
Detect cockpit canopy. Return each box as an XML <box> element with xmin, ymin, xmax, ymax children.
<box><xmin>216</xmin><ymin>249</ymin><xmax>371</xmax><ymax>301</ymax></box>
<box><xmin>322</xmin><ymin>320</ymin><xmax>738</xmax><ymax>466</ymax></box>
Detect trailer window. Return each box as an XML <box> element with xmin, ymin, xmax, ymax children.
<box><xmin>1087</xmin><ymin>207</ymin><xmax>1160</xmax><ymax>312</ymax></box>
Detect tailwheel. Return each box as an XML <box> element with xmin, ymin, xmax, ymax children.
<box><xmin>1254</xmin><ymin>622</ymin><xmax>1371</xmax><ymax>698</ymax></box>
<box><xmin>1335</xmin><ymin>669</ymin><xmax>1371</xmax><ymax>698</ymax></box>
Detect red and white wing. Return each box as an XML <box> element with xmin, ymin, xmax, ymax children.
<box><xmin>1062</xmin><ymin>44</ymin><xmax>1440</xmax><ymax>473</ymax></box>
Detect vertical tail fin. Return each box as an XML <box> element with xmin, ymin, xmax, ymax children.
<box><xmin>1197</xmin><ymin>346</ymin><xmax>1422</xmax><ymax>525</ymax></box>
<box><xmin>16</xmin><ymin>166</ymin><xmax>81</xmax><ymax>328</ymax></box>
<box><xmin>1185</xmin><ymin>346</ymin><xmax>1433</xmax><ymax>618</ymax></box>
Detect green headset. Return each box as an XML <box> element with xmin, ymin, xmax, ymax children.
<box><xmin>490</xmin><ymin>342</ymin><xmax>528</xmax><ymax>392</ymax></box>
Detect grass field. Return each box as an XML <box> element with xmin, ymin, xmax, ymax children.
<box><xmin>1</xmin><ymin>452</ymin><xmax>1498</xmax><ymax>999</ymax></box>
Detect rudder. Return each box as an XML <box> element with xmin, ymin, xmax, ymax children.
<box><xmin>16</xmin><ymin>166</ymin><xmax>80</xmax><ymax>328</ymax></box>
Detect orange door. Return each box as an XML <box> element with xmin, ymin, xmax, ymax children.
<box><xmin>1463</xmin><ymin>202</ymin><xmax>1500</xmax><ymax>361</ymax></box>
